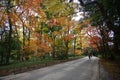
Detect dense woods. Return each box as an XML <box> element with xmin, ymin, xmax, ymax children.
<box><xmin>0</xmin><ymin>0</ymin><xmax>120</xmax><ymax>66</ymax></box>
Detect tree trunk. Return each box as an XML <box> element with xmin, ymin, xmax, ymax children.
<box><xmin>113</xmin><ymin>31</ymin><xmax>120</xmax><ymax>56</ymax></box>
<box><xmin>6</xmin><ymin>0</ymin><xmax>12</xmax><ymax>64</ymax></box>
<box><xmin>52</xmin><ymin>36</ymin><xmax>56</xmax><ymax>58</ymax></box>
<box><xmin>28</xmin><ymin>29</ymin><xmax>31</xmax><ymax>46</ymax></box>
<box><xmin>23</xmin><ymin>23</ymin><xmax>25</xmax><ymax>47</ymax></box>
<box><xmin>73</xmin><ymin>37</ymin><xmax>76</xmax><ymax>54</ymax></box>
<box><xmin>65</xmin><ymin>41</ymin><xmax>69</xmax><ymax>59</ymax></box>
<box><xmin>15</xmin><ymin>27</ymin><xmax>21</xmax><ymax>61</ymax></box>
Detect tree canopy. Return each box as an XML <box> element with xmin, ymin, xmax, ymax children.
<box><xmin>0</xmin><ymin>0</ymin><xmax>120</xmax><ymax>65</ymax></box>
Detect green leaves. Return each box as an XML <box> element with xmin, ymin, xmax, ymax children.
<box><xmin>43</xmin><ymin>0</ymin><xmax>74</xmax><ymax>18</ymax></box>
<box><xmin>45</xmin><ymin>11</ymin><xmax>52</xmax><ymax>19</ymax></box>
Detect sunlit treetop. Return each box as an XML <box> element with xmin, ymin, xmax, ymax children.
<box><xmin>42</xmin><ymin>0</ymin><xmax>74</xmax><ymax>18</ymax></box>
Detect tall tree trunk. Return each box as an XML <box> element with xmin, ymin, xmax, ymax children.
<box><xmin>6</xmin><ymin>0</ymin><xmax>12</xmax><ymax>64</ymax></box>
<box><xmin>52</xmin><ymin>36</ymin><xmax>56</xmax><ymax>58</ymax></box>
<box><xmin>79</xmin><ymin>30</ymin><xmax>82</xmax><ymax>52</ymax></box>
<box><xmin>15</xmin><ymin>27</ymin><xmax>21</xmax><ymax>61</ymax></box>
<box><xmin>113</xmin><ymin>31</ymin><xmax>120</xmax><ymax>56</ymax></box>
<box><xmin>73</xmin><ymin>37</ymin><xmax>76</xmax><ymax>54</ymax></box>
<box><xmin>99</xmin><ymin>26</ymin><xmax>109</xmax><ymax>58</ymax></box>
<box><xmin>23</xmin><ymin>23</ymin><xmax>25</xmax><ymax>47</ymax></box>
<box><xmin>65</xmin><ymin>41</ymin><xmax>69</xmax><ymax>59</ymax></box>
<box><xmin>28</xmin><ymin>29</ymin><xmax>31</xmax><ymax>46</ymax></box>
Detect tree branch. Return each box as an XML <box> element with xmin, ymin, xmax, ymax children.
<box><xmin>77</xmin><ymin>0</ymin><xmax>116</xmax><ymax>32</ymax></box>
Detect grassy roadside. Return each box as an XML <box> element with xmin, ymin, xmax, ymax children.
<box><xmin>99</xmin><ymin>59</ymin><xmax>120</xmax><ymax>80</ymax></box>
<box><xmin>0</xmin><ymin>58</ymin><xmax>53</xmax><ymax>70</ymax></box>
<box><xmin>0</xmin><ymin>56</ymin><xmax>83</xmax><ymax>76</ymax></box>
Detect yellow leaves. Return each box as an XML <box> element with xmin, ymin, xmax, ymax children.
<box><xmin>75</xmin><ymin>27</ymin><xmax>83</xmax><ymax>31</ymax></box>
<box><xmin>11</xmin><ymin>0</ymin><xmax>20</xmax><ymax>5</ymax></box>
<box><xmin>84</xmin><ymin>19</ymin><xmax>91</xmax><ymax>25</ymax></box>
<box><xmin>44</xmin><ymin>0</ymin><xmax>58</xmax><ymax>7</ymax></box>
<box><xmin>16</xmin><ymin>0</ymin><xmax>19</xmax><ymax>4</ymax></box>
<box><xmin>38</xmin><ymin>9</ymin><xmax>47</xmax><ymax>22</ymax></box>
<box><xmin>73</xmin><ymin>22</ymin><xmax>83</xmax><ymax>31</ymax></box>
<box><xmin>58</xmin><ymin>17</ymin><xmax>67</xmax><ymax>25</ymax></box>
<box><xmin>67</xmin><ymin>20</ymin><xmax>75</xmax><ymax>27</ymax></box>
<box><xmin>43</xmin><ymin>0</ymin><xmax>73</xmax><ymax>17</ymax></box>
<box><xmin>52</xmin><ymin>31</ymin><xmax>58</xmax><ymax>36</ymax></box>
<box><xmin>75</xmin><ymin>50</ymin><xmax>82</xmax><ymax>55</ymax></box>
<box><xmin>44</xmin><ymin>0</ymin><xmax>63</xmax><ymax>12</ymax></box>
<box><xmin>79</xmin><ymin>19</ymin><xmax>91</xmax><ymax>27</ymax></box>
<box><xmin>0</xmin><ymin>14</ymin><xmax>7</xmax><ymax>27</ymax></box>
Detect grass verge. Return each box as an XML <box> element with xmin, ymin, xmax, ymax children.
<box><xmin>0</xmin><ymin>56</ymin><xmax>82</xmax><ymax>76</ymax></box>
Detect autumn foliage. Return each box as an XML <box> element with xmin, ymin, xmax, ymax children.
<box><xmin>1</xmin><ymin>0</ymin><xmax>115</xmax><ymax>65</ymax></box>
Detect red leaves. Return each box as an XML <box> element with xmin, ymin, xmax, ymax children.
<box><xmin>63</xmin><ymin>34</ymin><xmax>74</xmax><ymax>41</ymax></box>
<box><xmin>49</xmin><ymin>19</ymin><xmax>61</xmax><ymax>26</ymax></box>
<box><xmin>85</xmin><ymin>26</ymin><xmax>101</xmax><ymax>49</ymax></box>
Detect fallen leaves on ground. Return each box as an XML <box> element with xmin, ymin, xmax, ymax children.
<box><xmin>99</xmin><ymin>59</ymin><xmax>120</xmax><ymax>80</ymax></box>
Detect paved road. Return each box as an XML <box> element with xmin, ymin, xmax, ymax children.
<box><xmin>0</xmin><ymin>56</ymin><xmax>100</xmax><ymax>80</ymax></box>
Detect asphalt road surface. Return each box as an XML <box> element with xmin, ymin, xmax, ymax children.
<box><xmin>0</xmin><ymin>56</ymin><xmax>100</xmax><ymax>80</ymax></box>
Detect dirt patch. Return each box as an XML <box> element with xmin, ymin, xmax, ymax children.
<box><xmin>99</xmin><ymin>59</ymin><xmax>120</xmax><ymax>80</ymax></box>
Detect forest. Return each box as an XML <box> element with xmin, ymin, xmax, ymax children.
<box><xmin>0</xmin><ymin>0</ymin><xmax>120</xmax><ymax>68</ymax></box>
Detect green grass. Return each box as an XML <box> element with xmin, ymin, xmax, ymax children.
<box><xmin>0</xmin><ymin>58</ymin><xmax>53</xmax><ymax>70</ymax></box>
<box><xmin>68</xmin><ymin>55</ymin><xmax>83</xmax><ymax>59</ymax></box>
<box><xmin>0</xmin><ymin>55</ymin><xmax>82</xmax><ymax>70</ymax></box>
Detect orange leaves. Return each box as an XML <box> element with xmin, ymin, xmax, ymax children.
<box><xmin>67</xmin><ymin>20</ymin><xmax>74</xmax><ymax>27</ymax></box>
<box><xmin>89</xmin><ymin>36</ymin><xmax>101</xmax><ymax>45</ymax></box>
<box><xmin>49</xmin><ymin>17</ymin><xmax>67</xmax><ymax>26</ymax></box>
<box><xmin>48</xmin><ymin>17</ymin><xmax>74</xmax><ymax>27</ymax></box>
<box><xmin>34</xmin><ymin>39</ymin><xmax>52</xmax><ymax>57</ymax></box>
<box><xmin>32</xmin><ymin>0</ymin><xmax>43</xmax><ymax>9</ymax></box>
<box><xmin>22</xmin><ymin>43</ymin><xmax>36</xmax><ymax>58</ymax></box>
<box><xmin>57</xmin><ymin>17</ymin><xmax>68</xmax><ymax>26</ymax></box>
<box><xmin>85</xmin><ymin>26</ymin><xmax>101</xmax><ymax>50</ymax></box>
<box><xmin>16</xmin><ymin>0</ymin><xmax>19</xmax><ymax>4</ymax></box>
<box><xmin>33</xmin><ymin>32</ymin><xmax>41</xmax><ymax>38</ymax></box>
<box><xmin>31</xmin><ymin>33</ymin><xmax>53</xmax><ymax>55</ymax></box>
<box><xmin>63</xmin><ymin>34</ymin><xmax>74</xmax><ymax>41</ymax></box>
<box><xmin>49</xmin><ymin>19</ymin><xmax>59</xmax><ymax>26</ymax></box>
<box><xmin>75</xmin><ymin>50</ymin><xmax>82</xmax><ymax>55</ymax></box>
<box><xmin>21</xmin><ymin>0</ymin><xmax>43</xmax><ymax>10</ymax></box>
<box><xmin>9</xmin><ymin>12</ymin><xmax>19</xmax><ymax>24</ymax></box>
<box><xmin>39</xmin><ymin>43</ymin><xmax>52</xmax><ymax>53</ymax></box>
<box><xmin>42</xmin><ymin>34</ymin><xmax>53</xmax><ymax>45</ymax></box>
<box><xmin>23</xmin><ymin>34</ymin><xmax>53</xmax><ymax>57</ymax></box>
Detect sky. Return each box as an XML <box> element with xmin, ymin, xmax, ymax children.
<box><xmin>72</xmin><ymin>12</ymin><xmax>84</xmax><ymax>21</ymax></box>
<box><xmin>71</xmin><ymin>0</ymin><xmax>84</xmax><ymax>21</ymax></box>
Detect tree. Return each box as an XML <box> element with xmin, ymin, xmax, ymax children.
<box><xmin>85</xmin><ymin>26</ymin><xmax>101</xmax><ymax>51</ymax></box>
<box><xmin>70</xmin><ymin>0</ymin><xmax>120</xmax><ymax>58</ymax></box>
